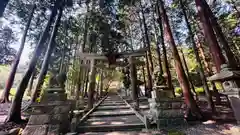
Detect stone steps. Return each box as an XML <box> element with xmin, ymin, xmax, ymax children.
<box><xmin>77</xmin><ymin>123</ymin><xmax>145</xmax><ymax>133</ymax></box>
<box><xmin>77</xmin><ymin>94</ymin><xmax>146</xmax><ymax>133</ymax></box>
<box><xmin>97</xmin><ymin>105</ymin><xmax>130</xmax><ymax>110</ymax></box>
<box><xmin>90</xmin><ymin>110</ymin><xmax>135</xmax><ymax>117</ymax></box>
<box><xmin>100</xmin><ymin>102</ymin><xmax>126</xmax><ymax>106</ymax></box>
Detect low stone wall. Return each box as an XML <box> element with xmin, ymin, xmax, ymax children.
<box><xmin>148</xmin><ymin>98</ymin><xmax>185</xmax><ymax>128</ymax></box>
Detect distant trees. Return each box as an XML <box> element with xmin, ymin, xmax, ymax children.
<box><xmin>0</xmin><ymin>26</ymin><xmax>16</xmax><ymax>65</ymax></box>
<box><xmin>0</xmin><ymin>4</ymin><xmax>36</xmax><ymax>103</ymax></box>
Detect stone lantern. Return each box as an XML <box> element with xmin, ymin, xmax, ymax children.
<box><xmin>208</xmin><ymin>64</ymin><xmax>240</xmax><ymax>124</ymax></box>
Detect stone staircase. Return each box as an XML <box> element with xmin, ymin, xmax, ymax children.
<box><xmin>77</xmin><ymin>94</ymin><xmax>145</xmax><ymax>133</ymax></box>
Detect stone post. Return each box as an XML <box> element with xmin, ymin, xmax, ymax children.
<box><xmin>99</xmin><ymin>70</ymin><xmax>103</xmax><ymax>97</ymax></box>
<box><xmin>87</xmin><ymin>59</ymin><xmax>96</xmax><ymax>110</ymax></box>
<box><xmin>129</xmin><ymin>56</ymin><xmax>139</xmax><ymax>109</ymax></box>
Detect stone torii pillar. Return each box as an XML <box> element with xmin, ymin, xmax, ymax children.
<box><xmin>99</xmin><ymin>70</ymin><xmax>104</xmax><ymax>97</ymax></box>
<box><xmin>129</xmin><ymin>56</ymin><xmax>139</xmax><ymax>109</ymax></box>
<box><xmin>87</xmin><ymin>59</ymin><xmax>96</xmax><ymax>110</ymax></box>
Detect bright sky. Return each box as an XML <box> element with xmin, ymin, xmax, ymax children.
<box><xmin>1</xmin><ymin>15</ymin><xmax>32</xmax><ymax>66</ymax></box>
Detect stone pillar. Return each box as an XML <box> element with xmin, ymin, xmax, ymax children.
<box><xmin>129</xmin><ymin>56</ymin><xmax>139</xmax><ymax>109</ymax></box>
<box><xmin>99</xmin><ymin>70</ymin><xmax>103</xmax><ymax>97</ymax></box>
<box><xmin>87</xmin><ymin>59</ymin><xmax>96</xmax><ymax>110</ymax></box>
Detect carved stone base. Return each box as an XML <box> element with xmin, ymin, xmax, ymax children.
<box><xmin>148</xmin><ymin>98</ymin><xmax>185</xmax><ymax>128</ymax></box>
<box><xmin>41</xmin><ymin>93</ymin><xmax>67</xmax><ymax>102</ymax></box>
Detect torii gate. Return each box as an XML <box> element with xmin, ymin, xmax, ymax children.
<box><xmin>77</xmin><ymin>48</ymin><xmax>147</xmax><ymax>110</ymax></box>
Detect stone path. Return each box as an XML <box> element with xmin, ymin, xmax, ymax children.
<box><xmin>77</xmin><ymin>94</ymin><xmax>145</xmax><ymax>133</ymax></box>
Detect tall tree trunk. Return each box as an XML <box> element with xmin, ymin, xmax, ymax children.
<box><xmin>59</xmin><ymin>22</ymin><xmax>68</xmax><ymax>74</ymax></box>
<box><xmin>150</xmin><ymin>0</ymin><xmax>163</xmax><ymax>75</ymax></box>
<box><xmin>180</xmin><ymin>0</ymin><xmax>216</xmax><ymax>113</ymax></box>
<box><xmin>31</xmin><ymin>6</ymin><xmax>63</xmax><ymax>103</ymax></box>
<box><xmin>0</xmin><ymin>0</ymin><xmax>9</xmax><ymax>17</ymax></box>
<box><xmin>195</xmin><ymin>0</ymin><xmax>225</xmax><ymax>72</ymax></box>
<box><xmin>140</xmin><ymin>1</ymin><xmax>154</xmax><ymax>74</ymax></box>
<box><xmin>138</xmin><ymin>13</ymin><xmax>153</xmax><ymax>97</ymax></box>
<box><xmin>179</xmin><ymin>49</ymin><xmax>197</xmax><ymax>97</ymax></box>
<box><xmin>156</xmin><ymin>1</ymin><xmax>174</xmax><ymax>94</ymax></box>
<box><xmin>0</xmin><ymin>4</ymin><xmax>36</xmax><ymax>103</ymax></box>
<box><xmin>27</xmin><ymin>69</ymin><xmax>36</xmax><ymax>96</ymax></box>
<box><xmin>76</xmin><ymin>2</ymin><xmax>90</xmax><ymax>101</ymax></box>
<box><xmin>158</xmin><ymin>0</ymin><xmax>202</xmax><ymax>118</ymax></box>
<box><xmin>196</xmin><ymin>35</ymin><xmax>221</xmax><ymax>104</ymax></box>
<box><xmin>201</xmin><ymin>0</ymin><xmax>238</xmax><ymax>68</ymax></box>
<box><xmin>6</xmin><ymin>1</ymin><xmax>60</xmax><ymax>123</ymax></box>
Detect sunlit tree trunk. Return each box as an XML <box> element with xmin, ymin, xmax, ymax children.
<box><xmin>195</xmin><ymin>0</ymin><xmax>225</xmax><ymax>72</ymax></box>
<box><xmin>150</xmin><ymin>0</ymin><xmax>163</xmax><ymax>74</ymax></box>
<box><xmin>31</xmin><ymin>6</ymin><xmax>63</xmax><ymax>103</ymax></box>
<box><xmin>159</xmin><ymin>0</ymin><xmax>202</xmax><ymax>118</ymax></box>
<box><xmin>138</xmin><ymin>11</ymin><xmax>153</xmax><ymax>97</ymax></box>
<box><xmin>201</xmin><ymin>0</ymin><xmax>238</xmax><ymax>68</ymax></box>
<box><xmin>6</xmin><ymin>1</ymin><xmax>61</xmax><ymax>122</ymax></box>
<box><xmin>196</xmin><ymin>35</ymin><xmax>221</xmax><ymax>104</ymax></box>
<box><xmin>156</xmin><ymin>1</ymin><xmax>174</xmax><ymax>95</ymax></box>
<box><xmin>140</xmin><ymin>1</ymin><xmax>154</xmax><ymax>74</ymax></box>
<box><xmin>0</xmin><ymin>4</ymin><xmax>36</xmax><ymax>103</ymax></box>
<box><xmin>76</xmin><ymin>1</ymin><xmax>90</xmax><ymax>101</ymax></box>
<box><xmin>180</xmin><ymin>0</ymin><xmax>216</xmax><ymax>113</ymax></box>
<box><xmin>27</xmin><ymin>69</ymin><xmax>36</xmax><ymax>96</ymax></box>
<box><xmin>179</xmin><ymin>49</ymin><xmax>197</xmax><ymax>97</ymax></box>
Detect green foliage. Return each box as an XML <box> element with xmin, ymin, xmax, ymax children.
<box><xmin>175</xmin><ymin>87</ymin><xmax>182</xmax><ymax>94</ymax></box>
<box><xmin>36</xmin><ymin>73</ymin><xmax>51</xmax><ymax>102</ymax></box>
<box><xmin>195</xmin><ymin>87</ymin><xmax>204</xmax><ymax>94</ymax></box>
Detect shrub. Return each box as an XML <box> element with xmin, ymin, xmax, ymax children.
<box><xmin>175</xmin><ymin>87</ymin><xmax>182</xmax><ymax>94</ymax></box>
<box><xmin>195</xmin><ymin>87</ymin><xmax>205</xmax><ymax>94</ymax></box>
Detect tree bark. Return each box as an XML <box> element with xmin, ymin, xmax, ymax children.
<box><xmin>156</xmin><ymin>1</ymin><xmax>174</xmax><ymax>95</ymax></box>
<box><xmin>76</xmin><ymin>2</ymin><xmax>90</xmax><ymax>101</ymax></box>
<box><xmin>195</xmin><ymin>0</ymin><xmax>225</xmax><ymax>72</ymax></box>
<box><xmin>27</xmin><ymin>69</ymin><xmax>36</xmax><ymax>96</ymax></box>
<box><xmin>180</xmin><ymin>0</ymin><xmax>216</xmax><ymax>113</ymax></box>
<box><xmin>201</xmin><ymin>0</ymin><xmax>237</xmax><ymax>68</ymax></box>
<box><xmin>159</xmin><ymin>0</ymin><xmax>202</xmax><ymax>118</ymax></box>
<box><xmin>138</xmin><ymin>12</ymin><xmax>153</xmax><ymax>97</ymax></box>
<box><xmin>179</xmin><ymin>49</ymin><xmax>197</xmax><ymax>97</ymax></box>
<box><xmin>150</xmin><ymin>0</ymin><xmax>163</xmax><ymax>74</ymax></box>
<box><xmin>31</xmin><ymin>5</ymin><xmax>63</xmax><ymax>103</ymax></box>
<box><xmin>0</xmin><ymin>4</ymin><xmax>36</xmax><ymax>103</ymax></box>
<box><xmin>6</xmin><ymin>1</ymin><xmax>60</xmax><ymax>123</ymax></box>
<box><xmin>140</xmin><ymin>1</ymin><xmax>154</xmax><ymax>74</ymax></box>
<box><xmin>0</xmin><ymin>0</ymin><xmax>9</xmax><ymax>17</ymax></box>
<box><xmin>196</xmin><ymin>34</ymin><xmax>221</xmax><ymax>104</ymax></box>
